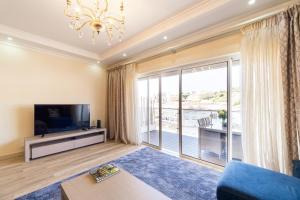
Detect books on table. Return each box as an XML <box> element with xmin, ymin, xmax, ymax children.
<box><xmin>89</xmin><ymin>164</ymin><xmax>120</xmax><ymax>183</ymax></box>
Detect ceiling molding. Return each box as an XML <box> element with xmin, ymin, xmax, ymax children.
<box><xmin>107</xmin><ymin>0</ymin><xmax>298</xmax><ymax>69</ymax></box>
<box><xmin>0</xmin><ymin>24</ymin><xmax>101</xmax><ymax>61</ymax></box>
<box><xmin>0</xmin><ymin>0</ymin><xmax>298</xmax><ymax>66</ymax></box>
<box><xmin>100</xmin><ymin>0</ymin><xmax>234</xmax><ymax>60</ymax></box>
<box><xmin>0</xmin><ymin>40</ymin><xmax>98</xmax><ymax>65</ymax></box>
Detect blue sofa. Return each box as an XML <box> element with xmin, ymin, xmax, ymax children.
<box><xmin>217</xmin><ymin>161</ymin><xmax>300</xmax><ymax>200</ymax></box>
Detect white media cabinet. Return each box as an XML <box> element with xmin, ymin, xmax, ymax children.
<box><xmin>24</xmin><ymin>128</ymin><xmax>107</xmax><ymax>162</ymax></box>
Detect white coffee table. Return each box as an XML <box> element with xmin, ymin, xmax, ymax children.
<box><xmin>61</xmin><ymin>169</ymin><xmax>171</xmax><ymax>200</ymax></box>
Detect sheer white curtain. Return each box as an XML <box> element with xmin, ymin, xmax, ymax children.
<box><xmin>125</xmin><ymin>63</ymin><xmax>141</xmax><ymax>145</ymax></box>
<box><xmin>241</xmin><ymin>16</ymin><xmax>289</xmax><ymax>174</ymax></box>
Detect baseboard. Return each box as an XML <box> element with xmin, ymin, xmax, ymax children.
<box><xmin>0</xmin><ymin>151</ymin><xmax>24</xmax><ymax>161</ymax></box>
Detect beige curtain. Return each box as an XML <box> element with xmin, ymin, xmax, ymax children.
<box><xmin>241</xmin><ymin>16</ymin><xmax>289</xmax><ymax>173</ymax></box>
<box><xmin>107</xmin><ymin>66</ymin><xmax>127</xmax><ymax>143</ymax></box>
<box><xmin>279</xmin><ymin>5</ymin><xmax>300</xmax><ymax>163</ymax></box>
<box><xmin>107</xmin><ymin>63</ymin><xmax>140</xmax><ymax>144</ymax></box>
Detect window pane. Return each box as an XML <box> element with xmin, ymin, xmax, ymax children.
<box><xmin>138</xmin><ymin>79</ymin><xmax>148</xmax><ymax>143</ymax></box>
<box><xmin>232</xmin><ymin>60</ymin><xmax>243</xmax><ymax>161</ymax></box>
<box><xmin>161</xmin><ymin>74</ymin><xmax>179</xmax><ymax>153</ymax></box>
<box><xmin>182</xmin><ymin>63</ymin><xmax>228</xmax><ymax>166</ymax></box>
<box><xmin>149</xmin><ymin>77</ymin><xmax>160</xmax><ymax>146</ymax></box>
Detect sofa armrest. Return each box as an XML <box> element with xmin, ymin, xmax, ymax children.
<box><xmin>217</xmin><ymin>161</ymin><xmax>300</xmax><ymax>200</ymax></box>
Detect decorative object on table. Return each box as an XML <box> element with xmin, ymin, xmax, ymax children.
<box><xmin>90</xmin><ymin>164</ymin><xmax>120</xmax><ymax>183</ymax></box>
<box><xmin>218</xmin><ymin>109</ymin><xmax>227</xmax><ymax>128</ymax></box>
<box><xmin>64</xmin><ymin>0</ymin><xmax>125</xmax><ymax>44</ymax></box>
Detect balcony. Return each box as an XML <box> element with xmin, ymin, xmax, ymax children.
<box><xmin>142</xmin><ymin>108</ymin><xmax>243</xmax><ymax>166</ymax></box>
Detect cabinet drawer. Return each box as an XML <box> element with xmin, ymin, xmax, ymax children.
<box><xmin>31</xmin><ymin>140</ymin><xmax>74</xmax><ymax>159</ymax></box>
<box><xmin>74</xmin><ymin>134</ymin><xmax>104</xmax><ymax>148</ymax></box>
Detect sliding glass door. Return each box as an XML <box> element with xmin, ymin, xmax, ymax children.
<box><xmin>161</xmin><ymin>72</ymin><xmax>179</xmax><ymax>154</ymax></box>
<box><xmin>138</xmin><ymin>79</ymin><xmax>149</xmax><ymax>143</ymax></box>
<box><xmin>138</xmin><ymin>57</ymin><xmax>242</xmax><ymax>166</ymax></box>
<box><xmin>138</xmin><ymin>76</ymin><xmax>160</xmax><ymax>147</ymax></box>
<box><xmin>149</xmin><ymin>77</ymin><xmax>160</xmax><ymax>146</ymax></box>
<box><xmin>181</xmin><ymin>62</ymin><xmax>228</xmax><ymax>166</ymax></box>
<box><xmin>231</xmin><ymin>60</ymin><xmax>243</xmax><ymax>161</ymax></box>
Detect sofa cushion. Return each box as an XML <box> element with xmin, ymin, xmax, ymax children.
<box><xmin>217</xmin><ymin>161</ymin><xmax>300</xmax><ymax>200</ymax></box>
<box><xmin>293</xmin><ymin>160</ymin><xmax>300</xmax><ymax>178</ymax></box>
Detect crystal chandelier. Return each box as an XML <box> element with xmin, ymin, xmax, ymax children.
<box><xmin>64</xmin><ymin>0</ymin><xmax>125</xmax><ymax>44</ymax></box>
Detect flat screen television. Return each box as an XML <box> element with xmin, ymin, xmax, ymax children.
<box><xmin>34</xmin><ymin>104</ymin><xmax>90</xmax><ymax>136</ymax></box>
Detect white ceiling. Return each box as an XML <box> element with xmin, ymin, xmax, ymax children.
<box><xmin>0</xmin><ymin>0</ymin><xmax>198</xmax><ymax>52</ymax></box>
<box><xmin>0</xmin><ymin>0</ymin><xmax>289</xmax><ymax>65</ymax></box>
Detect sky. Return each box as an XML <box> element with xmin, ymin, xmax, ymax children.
<box><xmin>163</xmin><ymin>65</ymin><xmax>241</xmax><ymax>94</ymax></box>
<box><xmin>139</xmin><ymin>64</ymin><xmax>241</xmax><ymax>95</ymax></box>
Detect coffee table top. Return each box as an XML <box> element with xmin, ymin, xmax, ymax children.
<box><xmin>61</xmin><ymin>169</ymin><xmax>171</xmax><ymax>200</ymax></box>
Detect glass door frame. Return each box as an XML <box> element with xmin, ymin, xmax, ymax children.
<box><xmin>179</xmin><ymin>60</ymin><xmax>230</xmax><ymax>166</ymax></box>
<box><xmin>139</xmin><ymin>75</ymin><xmax>161</xmax><ymax>149</ymax></box>
<box><xmin>161</xmin><ymin>70</ymin><xmax>180</xmax><ymax>154</ymax></box>
<box><xmin>138</xmin><ymin>55</ymin><xmax>240</xmax><ymax>167</ymax></box>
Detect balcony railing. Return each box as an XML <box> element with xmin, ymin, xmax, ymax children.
<box><xmin>141</xmin><ymin>107</ymin><xmax>243</xmax><ymax>165</ymax></box>
<box><xmin>141</xmin><ymin>107</ymin><xmax>242</xmax><ymax>134</ymax></box>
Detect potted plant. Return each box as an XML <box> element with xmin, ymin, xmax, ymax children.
<box><xmin>218</xmin><ymin>109</ymin><xmax>227</xmax><ymax>128</ymax></box>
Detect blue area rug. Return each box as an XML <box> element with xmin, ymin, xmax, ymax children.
<box><xmin>17</xmin><ymin>147</ymin><xmax>221</xmax><ymax>200</ymax></box>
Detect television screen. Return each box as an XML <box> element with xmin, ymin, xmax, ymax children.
<box><xmin>34</xmin><ymin>104</ymin><xmax>90</xmax><ymax>135</ymax></box>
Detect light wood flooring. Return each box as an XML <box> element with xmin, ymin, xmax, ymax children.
<box><xmin>0</xmin><ymin>142</ymin><xmax>141</xmax><ymax>200</ymax></box>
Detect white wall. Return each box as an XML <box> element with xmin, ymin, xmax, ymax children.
<box><xmin>0</xmin><ymin>43</ymin><xmax>107</xmax><ymax>157</ymax></box>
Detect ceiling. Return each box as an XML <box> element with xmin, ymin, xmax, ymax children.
<box><xmin>0</xmin><ymin>0</ymin><xmax>289</xmax><ymax>65</ymax></box>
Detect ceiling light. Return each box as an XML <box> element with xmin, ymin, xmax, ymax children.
<box><xmin>163</xmin><ymin>36</ymin><xmax>168</xmax><ymax>40</ymax></box>
<box><xmin>65</xmin><ymin>0</ymin><xmax>125</xmax><ymax>43</ymax></box>
<box><xmin>74</xmin><ymin>6</ymin><xmax>81</xmax><ymax>13</ymax></box>
<box><xmin>97</xmin><ymin>61</ymin><xmax>100</xmax><ymax>64</ymax></box>
<box><xmin>122</xmin><ymin>53</ymin><xmax>127</xmax><ymax>57</ymax></box>
<box><xmin>7</xmin><ymin>37</ymin><xmax>13</xmax><ymax>41</ymax></box>
<box><xmin>248</xmin><ymin>0</ymin><xmax>256</xmax><ymax>5</ymax></box>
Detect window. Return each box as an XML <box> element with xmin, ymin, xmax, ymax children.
<box><xmin>161</xmin><ymin>72</ymin><xmax>179</xmax><ymax>153</ymax></box>
<box><xmin>231</xmin><ymin>60</ymin><xmax>242</xmax><ymax>161</ymax></box>
<box><xmin>138</xmin><ymin>57</ymin><xmax>242</xmax><ymax>166</ymax></box>
<box><xmin>138</xmin><ymin>76</ymin><xmax>160</xmax><ymax>147</ymax></box>
<box><xmin>182</xmin><ymin>62</ymin><xmax>228</xmax><ymax>165</ymax></box>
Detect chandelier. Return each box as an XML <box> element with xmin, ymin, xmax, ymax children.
<box><xmin>64</xmin><ymin>0</ymin><xmax>125</xmax><ymax>44</ymax></box>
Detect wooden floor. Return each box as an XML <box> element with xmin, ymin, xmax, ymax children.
<box><xmin>0</xmin><ymin>142</ymin><xmax>141</xmax><ymax>200</ymax></box>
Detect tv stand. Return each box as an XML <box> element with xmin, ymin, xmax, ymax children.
<box><xmin>24</xmin><ymin>128</ymin><xmax>106</xmax><ymax>162</ymax></box>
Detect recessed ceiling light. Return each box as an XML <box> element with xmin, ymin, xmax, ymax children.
<box><xmin>248</xmin><ymin>0</ymin><xmax>256</xmax><ymax>5</ymax></box>
<box><xmin>97</xmin><ymin>61</ymin><xmax>100</xmax><ymax>64</ymax></box>
<box><xmin>163</xmin><ymin>36</ymin><xmax>168</xmax><ymax>40</ymax></box>
<box><xmin>75</xmin><ymin>6</ymin><xmax>81</xmax><ymax>13</ymax></box>
<box><xmin>122</xmin><ymin>53</ymin><xmax>127</xmax><ymax>57</ymax></box>
<box><xmin>7</xmin><ymin>37</ymin><xmax>13</xmax><ymax>41</ymax></box>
